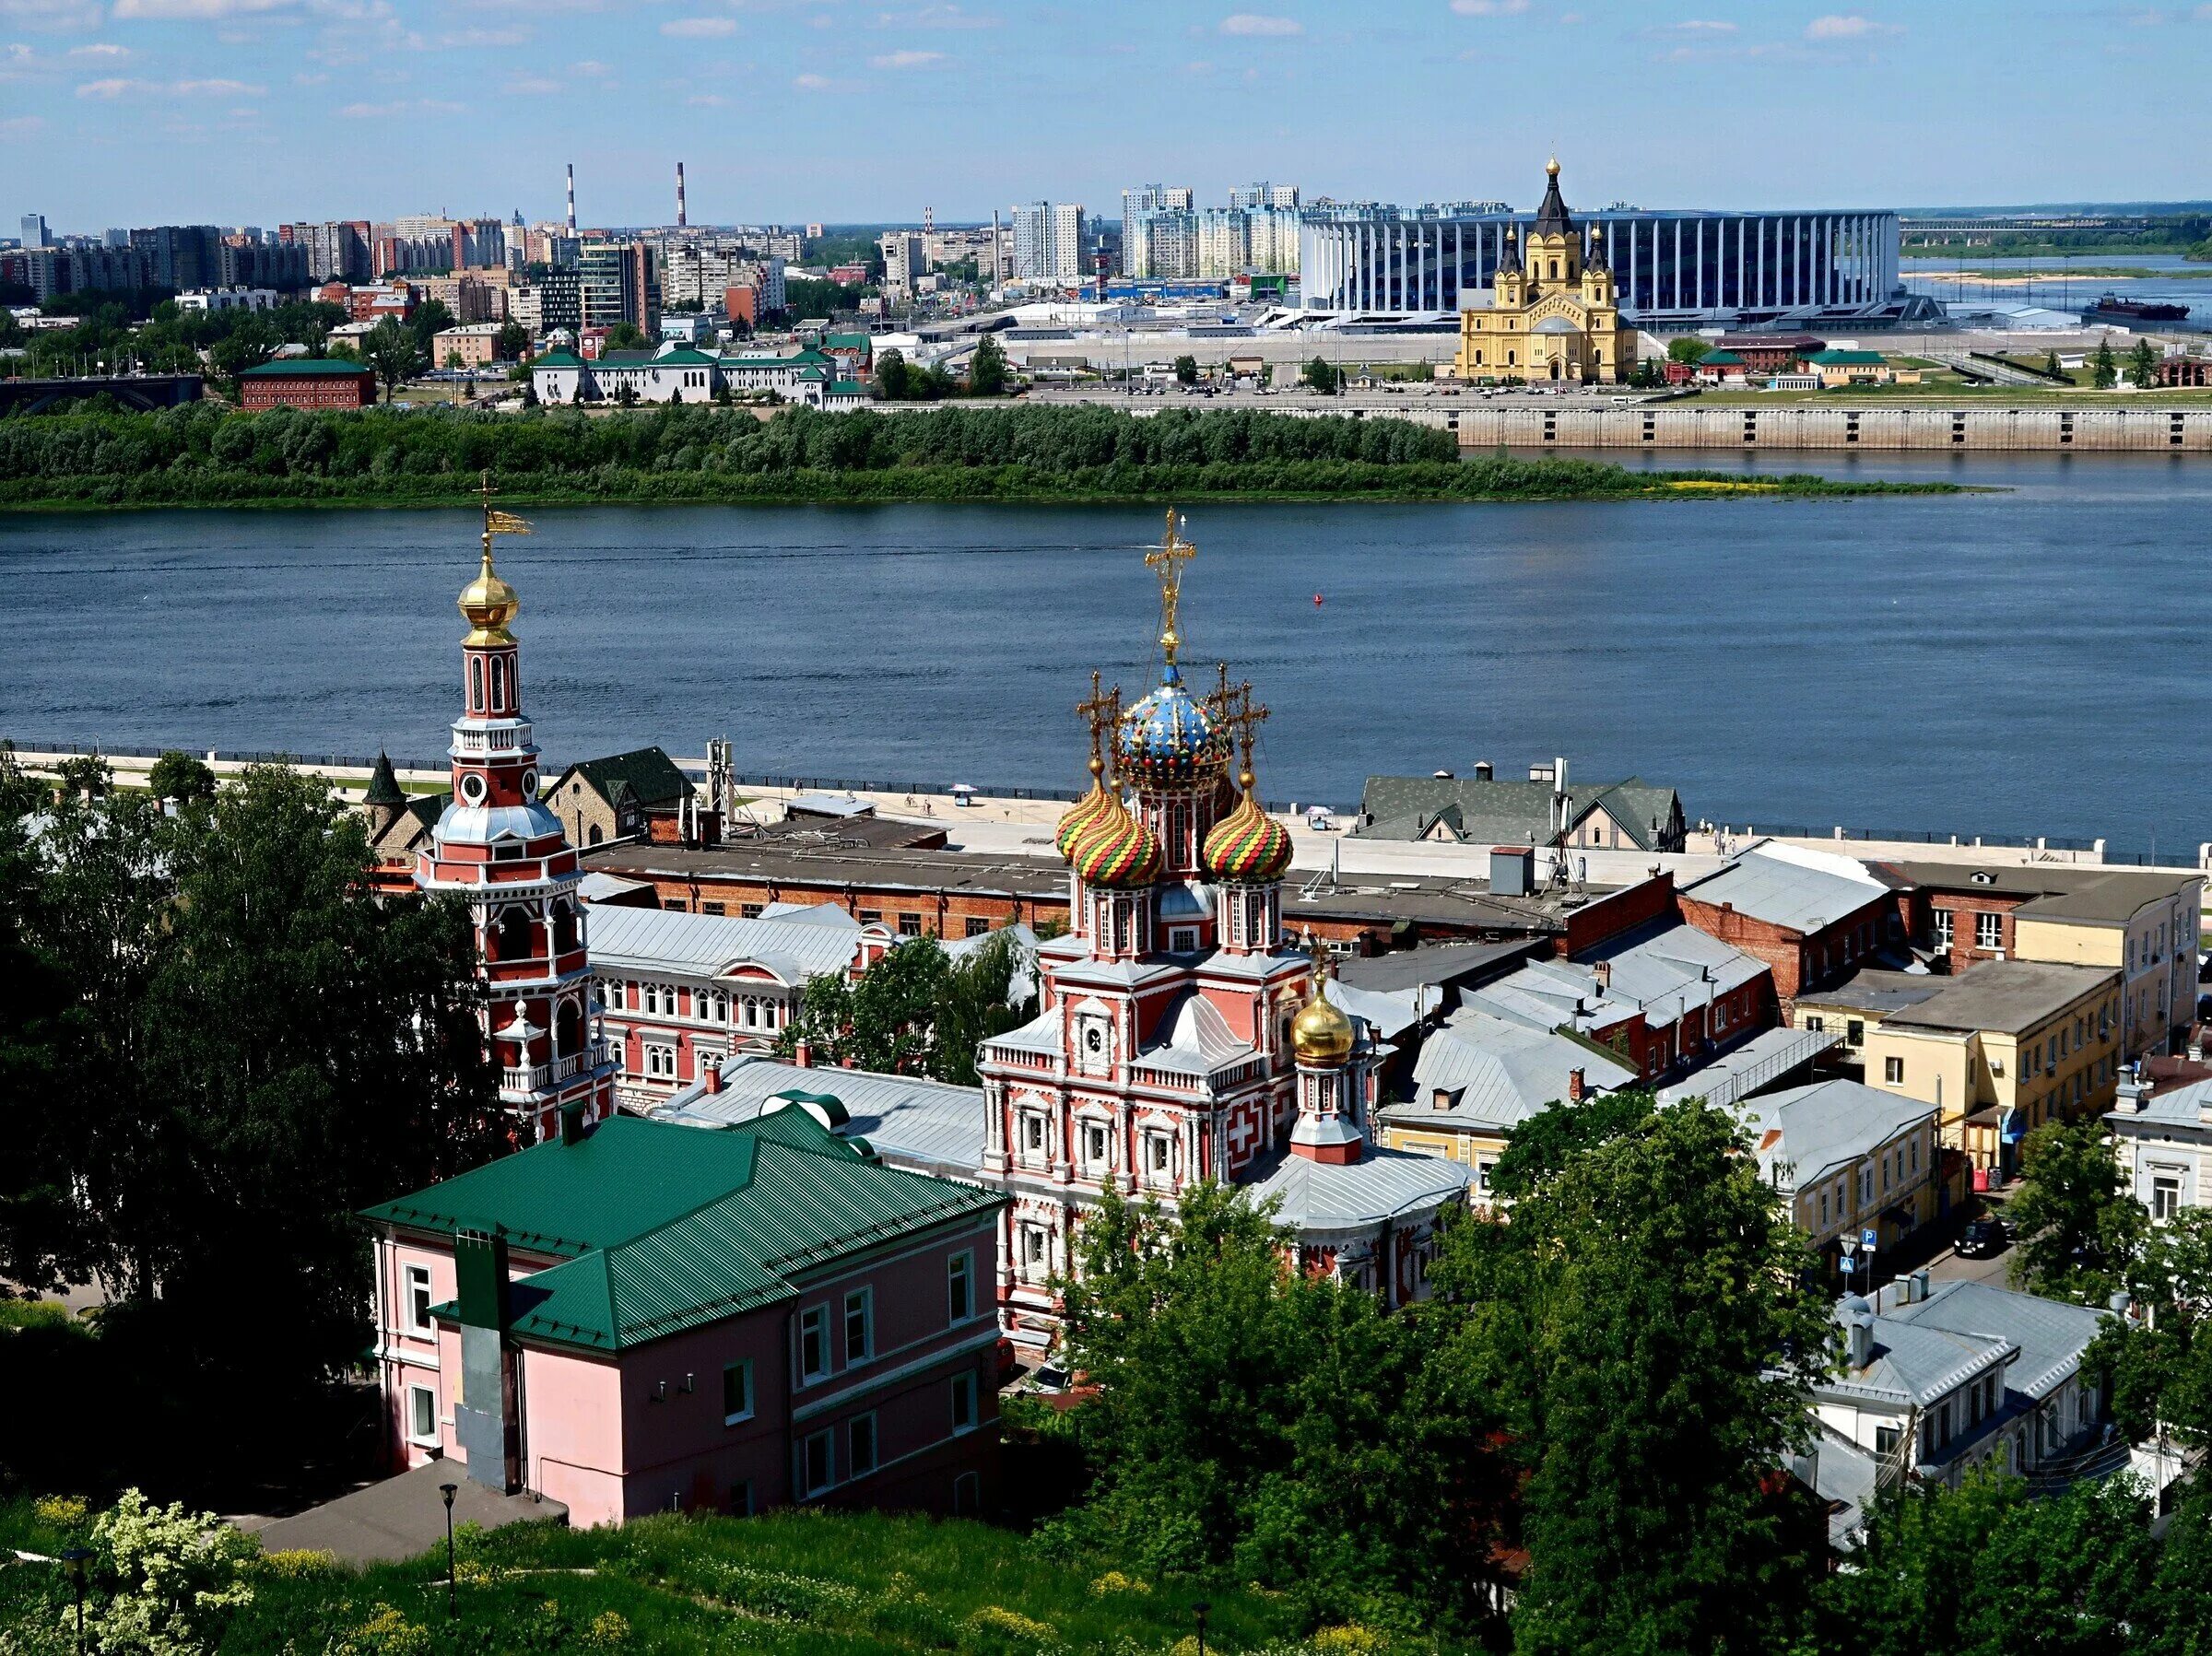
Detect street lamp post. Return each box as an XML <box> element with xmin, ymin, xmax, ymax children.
<box><xmin>1192</xmin><ymin>1599</ymin><xmax>1211</xmax><ymax>1656</ymax></box>
<box><xmin>61</xmin><ymin>1546</ymin><xmax>91</xmax><ymax>1653</ymax></box>
<box><xmin>440</xmin><ymin>1482</ymin><xmax>458</xmax><ymax>1618</ymax></box>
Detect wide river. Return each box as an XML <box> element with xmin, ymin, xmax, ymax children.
<box><xmin>1</xmin><ymin>450</ymin><xmax>2206</xmax><ymax>856</ymax></box>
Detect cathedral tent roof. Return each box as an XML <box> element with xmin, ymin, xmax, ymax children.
<box><xmin>365</xmin><ymin>750</ymin><xmax>406</xmax><ymax>808</ymax></box>
<box><xmin>1533</xmin><ymin>159</ymin><xmax>1574</xmax><ymax>236</ymax></box>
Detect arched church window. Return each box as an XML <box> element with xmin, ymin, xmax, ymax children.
<box><xmin>469</xmin><ymin>657</ymin><xmax>484</xmax><ymax>711</ymax></box>
<box><xmin>552</xmin><ymin>901</ymin><xmax>580</xmax><ymax>955</ymax></box>
<box><xmin>498</xmin><ymin>907</ymin><xmax>534</xmax><ymax>961</ymax></box>
<box><xmin>556</xmin><ymin>999</ymin><xmax>582</xmax><ymax>1057</ymax></box>
<box><xmin>489</xmin><ymin>657</ymin><xmax>508</xmax><ymax>711</ymax></box>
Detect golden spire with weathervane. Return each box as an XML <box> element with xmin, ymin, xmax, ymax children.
<box><xmin>1145</xmin><ymin>507</ymin><xmax>1195</xmax><ymax>666</ymax></box>
<box><xmin>458</xmin><ymin>471</ymin><xmax>533</xmax><ymax>646</ymax></box>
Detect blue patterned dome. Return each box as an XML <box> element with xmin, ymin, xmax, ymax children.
<box><xmin>1116</xmin><ymin>665</ymin><xmax>1229</xmax><ymax>788</ymax></box>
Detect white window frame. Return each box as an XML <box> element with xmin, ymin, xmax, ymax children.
<box><xmin>1884</xmin><ymin>1055</ymin><xmax>1904</xmax><ymax>1085</ymax></box>
<box><xmin>798</xmin><ymin>1305</ymin><xmax>830</xmax><ymax>1383</ymax></box>
<box><xmin>404</xmin><ymin>1264</ymin><xmax>434</xmax><ymax>1334</ymax></box>
<box><xmin>723</xmin><ymin>1359</ymin><xmax>754</xmax><ymax>1426</ymax></box>
<box><xmin>950</xmin><ymin>1370</ymin><xmax>979</xmax><ymax>1436</ymax></box>
<box><xmin>1080</xmin><ymin>1118</ymin><xmax>1112</xmax><ymax>1174</ymax></box>
<box><xmin>1934</xmin><ymin>910</ymin><xmax>1954</xmax><ymax>950</ymax></box>
<box><xmin>849</xmin><ymin>1410</ymin><xmax>878</xmax><ymax>1478</ymax></box>
<box><xmin>802</xmin><ymin>1427</ymin><xmax>834</xmax><ymax>1496</ymax></box>
<box><xmin>407</xmin><ymin>1382</ymin><xmax>439</xmax><ymax>1445</ymax></box>
<box><xmin>947</xmin><ymin>1250</ymin><xmax>974</xmax><ymax>1323</ymax></box>
<box><xmin>843</xmin><ymin>1287</ymin><xmax>874</xmax><ymax>1365</ymax></box>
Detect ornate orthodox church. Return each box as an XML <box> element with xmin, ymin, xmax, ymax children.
<box><xmin>415</xmin><ymin>486</ymin><xmax>617</xmax><ymax>1145</ymax></box>
<box><xmin>1453</xmin><ymin>158</ymin><xmax>1637</xmax><ymax>385</ymax></box>
<box><xmin>979</xmin><ymin>512</ymin><xmax>1471</xmax><ymax>1348</ymax></box>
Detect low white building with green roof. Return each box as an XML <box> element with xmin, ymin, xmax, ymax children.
<box><xmin>532</xmin><ymin>342</ymin><xmax>869</xmax><ymax>409</ymax></box>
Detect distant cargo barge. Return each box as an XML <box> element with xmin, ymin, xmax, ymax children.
<box><xmin>2084</xmin><ymin>293</ymin><xmax>2191</xmax><ymax>323</ymax></box>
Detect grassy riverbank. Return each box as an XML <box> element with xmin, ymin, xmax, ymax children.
<box><xmin>0</xmin><ymin>404</ymin><xmax>1964</xmax><ymax>508</ymax></box>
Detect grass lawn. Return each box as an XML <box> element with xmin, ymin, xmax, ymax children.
<box><xmin>0</xmin><ymin>1499</ymin><xmax>1406</xmax><ymax>1655</ymax></box>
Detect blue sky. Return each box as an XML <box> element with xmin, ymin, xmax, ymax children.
<box><xmin>5</xmin><ymin>0</ymin><xmax>2210</xmax><ymax>232</ymax></box>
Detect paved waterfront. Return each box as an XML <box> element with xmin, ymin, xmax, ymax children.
<box><xmin>2</xmin><ymin>451</ymin><xmax>2207</xmax><ymax>854</ymax></box>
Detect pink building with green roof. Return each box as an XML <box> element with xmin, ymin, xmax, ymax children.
<box><xmin>362</xmin><ymin>1101</ymin><xmax>1006</xmax><ymax>1527</ymax></box>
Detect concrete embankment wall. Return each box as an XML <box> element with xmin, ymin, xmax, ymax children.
<box><xmin>1448</xmin><ymin>404</ymin><xmax>2211</xmax><ymax>451</ymax></box>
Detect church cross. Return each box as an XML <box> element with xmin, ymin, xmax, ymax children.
<box><xmin>1145</xmin><ymin>507</ymin><xmax>1196</xmax><ymax>665</ymax></box>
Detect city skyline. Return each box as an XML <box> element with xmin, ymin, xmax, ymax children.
<box><xmin>3</xmin><ymin>0</ymin><xmax>2210</xmax><ymax>230</ymax></box>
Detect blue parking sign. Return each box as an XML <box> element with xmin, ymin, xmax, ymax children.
<box><xmin>1861</xmin><ymin>1227</ymin><xmax>1879</xmax><ymax>1252</ymax></box>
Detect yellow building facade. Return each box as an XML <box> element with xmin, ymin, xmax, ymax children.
<box><xmin>1454</xmin><ymin>159</ymin><xmax>1638</xmax><ymax>385</ymax></box>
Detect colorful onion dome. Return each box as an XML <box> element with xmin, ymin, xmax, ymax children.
<box><xmin>1054</xmin><ymin>756</ymin><xmax>1114</xmax><ymax>859</ymax></box>
<box><xmin>1068</xmin><ymin>796</ymin><xmax>1164</xmax><ymax>889</ymax></box>
<box><xmin>1291</xmin><ymin>951</ymin><xmax>1356</xmax><ymax>1066</ymax></box>
<box><xmin>1203</xmin><ymin>769</ymin><xmax>1293</xmax><ymax>884</ymax></box>
<box><xmin>1115</xmin><ymin>664</ymin><xmax>1229</xmax><ymax>789</ymax></box>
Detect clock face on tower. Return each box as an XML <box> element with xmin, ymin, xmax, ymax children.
<box><xmin>459</xmin><ymin>772</ymin><xmax>488</xmax><ymax>805</ymax></box>
<box><xmin>522</xmin><ymin>768</ymin><xmax>539</xmax><ymax>800</ymax></box>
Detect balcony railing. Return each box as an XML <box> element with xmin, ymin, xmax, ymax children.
<box><xmin>499</xmin><ymin>1041</ymin><xmax>610</xmax><ymax>1097</ymax></box>
<box><xmin>452</xmin><ymin>726</ymin><xmax>523</xmax><ymax>754</ymax></box>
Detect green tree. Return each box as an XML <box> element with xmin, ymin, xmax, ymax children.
<box><xmin>1818</xmin><ymin>1474</ymin><xmax>2158</xmax><ymax>1656</ymax></box>
<box><xmin>2128</xmin><ymin>338</ymin><xmax>2159</xmax><ymax>390</ymax></box>
<box><xmin>406</xmin><ymin>298</ymin><xmax>454</xmax><ymax>352</ymax></box>
<box><xmin>876</xmin><ymin>346</ymin><xmax>910</xmax><ymax>401</ymax></box>
<box><xmin>776</xmin><ymin>932</ymin><xmax>1031</xmax><ymax>1086</ymax></box>
<box><xmin>1300</xmin><ymin>355</ymin><xmax>1338</xmax><ymax>394</ymax></box>
<box><xmin>1433</xmin><ymin>1098</ymin><xmax>1833</xmax><ymax>1656</ymax></box>
<box><xmin>494</xmin><ymin>321</ymin><xmax>530</xmax><ymax>361</ymax></box>
<box><xmin>146</xmin><ymin>750</ymin><xmax>216</xmax><ymax>805</ymax></box>
<box><xmin>2006</xmin><ymin>1117</ymin><xmax>2146</xmax><ymax>1303</ymax></box>
<box><xmin>1667</xmin><ymin>335</ymin><xmax>1712</xmax><ymax>363</ymax></box>
<box><xmin>362</xmin><ymin>318</ymin><xmax>423</xmax><ymax>403</ymax></box>
<box><xmin>1049</xmin><ymin>1183</ymin><xmax>1512</xmax><ymax>1637</ymax></box>
<box><xmin>2091</xmin><ymin>1207</ymin><xmax>2212</xmax><ymax>1446</ymax></box>
<box><xmin>1174</xmin><ymin>354</ymin><xmax>1199</xmax><ymax>386</ymax></box>
<box><xmin>604</xmin><ymin>321</ymin><xmax>647</xmax><ymax>352</ymax></box>
<box><xmin>2093</xmin><ymin>335</ymin><xmax>2119</xmax><ymax>389</ymax></box>
<box><xmin>2044</xmin><ymin>349</ymin><xmax>2063</xmax><ymax>380</ymax></box>
<box><xmin>968</xmin><ymin>333</ymin><xmax>1008</xmax><ymax>397</ymax></box>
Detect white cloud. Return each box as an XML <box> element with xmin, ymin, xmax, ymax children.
<box><xmin>76</xmin><ymin>71</ymin><xmax>259</xmax><ymax>91</ymax></box>
<box><xmin>1451</xmin><ymin>0</ymin><xmax>1527</xmax><ymax>14</ymax></box>
<box><xmin>0</xmin><ymin>0</ymin><xmax>101</xmax><ymax>30</ymax></box>
<box><xmin>1</xmin><ymin>111</ymin><xmax>46</xmax><ymax>129</ymax></box>
<box><xmin>502</xmin><ymin>70</ymin><xmax>559</xmax><ymax>90</ymax></box>
<box><xmin>570</xmin><ymin>55</ymin><xmax>609</xmax><ymax>74</ymax></box>
<box><xmin>336</xmin><ymin>97</ymin><xmax>398</xmax><ymax>114</ymax></box>
<box><xmin>1659</xmin><ymin>18</ymin><xmax>1735</xmax><ymax>31</ymax></box>
<box><xmin>792</xmin><ymin>70</ymin><xmax>829</xmax><ymax>87</ymax></box>
<box><xmin>67</xmin><ymin>37</ymin><xmax>126</xmax><ymax>52</ymax></box>
<box><xmin>1805</xmin><ymin>13</ymin><xmax>1898</xmax><ymax>38</ymax></box>
<box><xmin>1219</xmin><ymin>10</ymin><xmax>1299</xmax><ymax>32</ymax></box>
<box><xmin>868</xmin><ymin>45</ymin><xmax>942</xmax><ymax>65</ymax></box>
<box><xmin>874</xmin><ymin>3</ymin><xmax>994</xmax><ymax>26</ymax></box>
<box><xmin>687</xmin><ymin>90</ymin><xmax>724</xmax><ymax>104</ymax></box>
<box><xmin>661</xmin><ymin>14</ymin><xmax>732</xmax><ymax>34</ymax></box>
<box><xmin>112</xmin><ymin>0</ymin><xmax>298</xmax><ymax>17</ymax></box>
<box><xmin>437</xmin><ymin>24</ymin><xmax>527</xmax><ymax>44</ymax></box>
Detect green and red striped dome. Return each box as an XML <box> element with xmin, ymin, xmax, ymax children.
<box><xmin>1203</xmin><ymin>785</ymin><xmax>1293</xmax><ymax>883</ymax></box>
<box><xmin>1069</xmin><ymin>798</ymin><xmax>1164</xmax><ymax>889</ymax></box>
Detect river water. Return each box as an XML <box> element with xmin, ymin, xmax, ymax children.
<box><xmin>1901</xmin><ymin>253</ymin><xmax>2207</xmax><ymax>325</ymax></box>
<box><xmin>2</xmin><ymin>451</ymin><xmax>2206</xmax><ymax>855</ymax></box>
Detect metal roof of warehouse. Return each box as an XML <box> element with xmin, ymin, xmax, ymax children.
<box><xmin>1680</xmin><ymin>847</ymin><xmax>1890</xmax><ymax>933</ymax></box>
<box><xmin>585</xmin><ymin>901</ymin><xmax>861</xmax><ymax>984</ymax></box>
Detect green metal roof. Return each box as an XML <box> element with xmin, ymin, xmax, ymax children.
<box><xmin>825</xmin><ymin>381</ymin><xmax>868</xmax><ymax>397</ymax></box>
<box><xmin>368</xmin><ymin>1111</ymin><xmax>1004</xmax><ymax>1353</ymax></box>
<box><xmin>652</xmin><ymin>347</ymin><xmax>719</xmax><ymax>367</ymax></box>
<box><xmin>1698</xmin><ymin>350</ymin><xmax>1744</xmax><ymax>366</ymax></box>
<box><xmin>1806</xmin><ymin>349</ymin><xmax>1885</xmax><ymax>365</ymax></box>
<box><xmin>240</xmin><ymin>358</ymin><xmax>376</xmax><ymax>377</ymax></box>
<box><xmin>532</xmin><ymin>350</ymin><xmax>585</xmax><ymax>369</ymax></box>
<box><xmin>823</xmin><ymin>333</ymin><xmax>874</xmax><ymax>352</ymax></box>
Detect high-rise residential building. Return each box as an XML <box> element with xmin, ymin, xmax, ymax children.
<box><xmin>879</xmin><ymin>229</ymin><xmax>927</xmax><ymax>299</ymax></box>
<box><xmin>578</xmin><ymin>240</ymin><xmax>657</xmax><ymax>334</ymax></box>
<box><xmin>102</xmin><ymin>228</ymin><xmax>129</xmax><ymax>250</ymax></box>
<box><xmin>1011</xmin><ymin>201</ymin><xmax>1085</xmax><ymax>285</ymax></box>
<box><xmin>1228</xmin><ymin>182</ymin><xmax>1300</xmax><ymax>211</ymax></box>
<box><xmin>287</xmin><ymin>221</ymin><xmax>372</xmax><ymax>284</ymax></box>
<box><xmin>130</xmin><ymin>224</ymin><xmax>225</xmax><ymax>289</ymax></box>
<box><xmin>19</xmin><ymin>214</ymin><xmax>50</xmax><ymax>250</ymax></box>
<box><xmin>1194</xmin><ymin>207</ymin><xmax>1250</xmax><ymax>278</ymax></box>
<box><xmin>1121</xmin><ymin>185</ymin><xmax>1194</xmax><ymax>277</ymax></box>
<box><xmin>1123</xmin><ymin>187</ymin><xmax>1303</xmax><ymax>280</ymax></box>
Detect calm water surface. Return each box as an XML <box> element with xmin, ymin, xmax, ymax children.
<box><xmin>1</xmin><ymin>450</ymin><xmax>2206</xmax><ymax>853</ymax></box>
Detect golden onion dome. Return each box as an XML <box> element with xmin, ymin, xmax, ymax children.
<box><xmin>1202</xmin><ymin>769</ymin><xmax>1294</xmax><ymax>884</ymax></box>
<box><xmin>458</xmin><ymin>547</ymin><xmax>521</xmax><ymax>645</ymax></box>
<box><xmin>1069</xmin><ymin>794</ymin><xmax>1164</xmax><ymax>890</ymax></box>
<box><xmin>1290</xmin><ymin>951</ymin><xmax>1356</xmax><ymax>1066</ymax></box>
<box><xmin>1055</xmin><ymin>756</ymin><xmax>1114</xmax><ymax>860</ymax></box>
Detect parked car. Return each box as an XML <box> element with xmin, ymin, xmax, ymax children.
<box><xmin>1958</xmin><ymin>1216</ymin><xmax>2010</xmax><ymax>1259</ymax></box>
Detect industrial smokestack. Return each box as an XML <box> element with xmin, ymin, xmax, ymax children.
<box><xmin>924</xmin><ymin>204</ymin><xmax>934</xmax><ymax>234</ymax></box>
<box><xmin>565</xmin><ymin>162</ymin><xmax>576</xmax><ymax>237</ymax></box>
<box><xmin>677</xmin><ymin>161</ymin><xmax>688</xmax><ymax>229</ymax></box>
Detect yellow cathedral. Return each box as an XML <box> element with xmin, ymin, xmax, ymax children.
<box><xmin>1454</xmin><ymin>159</ymin><xmax>1638</xmax><ymax>385</ymax></box>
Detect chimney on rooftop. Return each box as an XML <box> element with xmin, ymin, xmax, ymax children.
<box><xmin>1567</xmin><ymin>1067</ymin><xmax>1586</xmax><ymax>1103</ymax></box>
<box><xmin>1845</xmin><ymin>1301</ymin><xmax>1874</xmax><ymax>1370</ymax></box>
<box><xmin>794</xmin><ymin>1039</ymin><xmax>813</xmax><ymax>1069</ymax></box>
<box><xmin>1594</xmin><ymin>960</ymin><xmax>1613</xmax><ymax>993</ymax></box>
<box><xmin>702</xmin><ymin>1057</ymin><xmax>723</xmax><ymax>1095</ymax></box>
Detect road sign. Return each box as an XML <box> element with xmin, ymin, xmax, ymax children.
<box><xmin>1861</xmin><ymin>1228</ymin><xmax>1879</xmax><ymax>1252</ymax></box>
<box><xmin>1840</xmin><ymin>1236</ymin><xmax>1858</xmax><ymax>1256</ymax></box>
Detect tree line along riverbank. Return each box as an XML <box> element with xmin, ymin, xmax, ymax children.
<box><xmin>0</xmin><ymin>403</ymin><xmax>1964</xmax><ymax>508</ymax></box>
